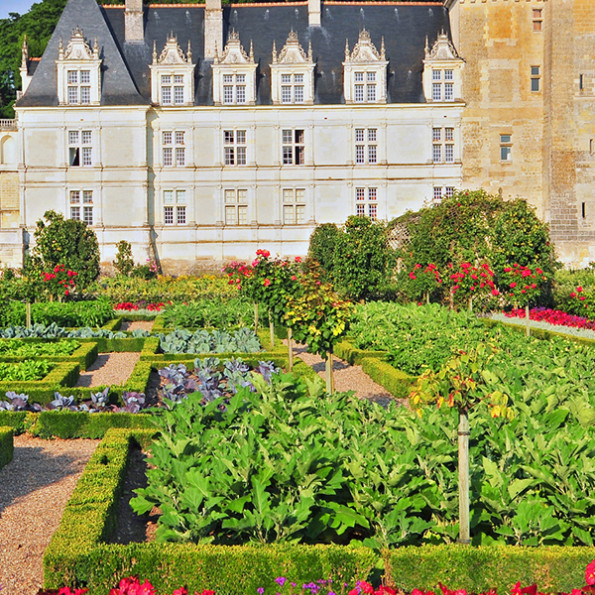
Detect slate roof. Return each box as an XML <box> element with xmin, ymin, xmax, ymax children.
<box><xmin>17</xmin><ymin>0</ymin><xmax>452</xmax><ymax>107</ymax></box>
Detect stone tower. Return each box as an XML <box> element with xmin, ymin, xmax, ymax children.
<box><xmin>447</xmin><ymin>0</ymin><xmax>595</xmax><ymax>266</ymax></box>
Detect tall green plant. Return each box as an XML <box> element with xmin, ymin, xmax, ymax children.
<box><xmin>113</xmin><ymin>240</ymin><xmax>135</xmax><ymax>276</ymax></box>
<box><xmin>29</xmin><ymin>210</ymin><xmax>100</xmax><ymax>292</ymax></box>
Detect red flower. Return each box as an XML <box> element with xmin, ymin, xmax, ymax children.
<box><xmin>291</xmin><ymin>275</ymin><xmax>297</xmax><ymax>281</ymax></box>
<box><xmin>586</xmin><ymin>559</ymin><xmax>595</xmax><ymax>585</ymax></box>
<box><xmin>409</xmin><ymin>272</ymin><xmax>417</xmax><ymax>280</ymax></box>
<box><xmin>510</xmin><ymin>282</ymin><xmax>517</xmax><ymax>288</ymax></box>
<box><xmin>263</xmin><ymin>278</ymin><xmax>271</xmax><ymax>287</ymax></box>
<box><xmin>492</xmin><ymin>289</ymin><xmax>499</xmax><ymax>296</ymax></box>
<box><xmin>571</xmin><ymin>292</ymin><xmax>577</xmax><ymax>298</ymax></box>
<box><xmin>577</xmin><ymin>286</ymin><xmax>583</xmax><ymax>292</ymax></box>
<box><xmin>295</xmin><ymin>256</ymin><xmax>302</xmax><ymax>263</ymax></box>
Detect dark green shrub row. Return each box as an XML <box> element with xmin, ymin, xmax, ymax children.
<box><xmin>0</xmin><ymin>410</ymin><xmax>154</xmax><ymax>438</ymax></box>
<box><xmin>0</xmin><ymin>425</ymin><xmax>13</xmax><ymax>468</ymax></box>
<box><xmin>334</xmin><ymin>339</ymin><xmax>387</xmax><ymax>365</ymax></box>
<box><xmin>0</xmin><ymin>340</ymin><xmax>98</xmax><ymax>370</ymax></box>
<box><xmin>101</xmin><ymin>318</ymin><xmax>123</xmax><ymax>332</ymax></box>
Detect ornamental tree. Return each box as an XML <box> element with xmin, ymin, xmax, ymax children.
<box><xmin>409</xmin><ymin>344</ymin><xmax>512</xmax><ymax>544</ymax></box>
<box><xmin>446</xmin><ymin>262</ymin><xmax>499</xmax><ymax>312</ymax></box>
<box><xmin>501</xmin><ymin>263</ymin><xmax>547</xmax><ymax>335</ymax></box>
<box><xmin>40</xmin><ymin>263</ymin><xmax>78</xmax><ymax>301</ymax></box>
<box><xmin>284</xmin><ymin>262</ymin><xmax>352</xmax><ymax>392</ymax></box>
<box><xmin>406</xmin><ymin>262</ymin><xmax>443</xmax><ymax>304</ymax></box>
<box><xmin>28</xmin><ymin>210</ymin><xmax>100</xmax><ymax>293</ymax></box>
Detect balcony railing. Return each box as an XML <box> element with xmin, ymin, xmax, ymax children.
<box><xmin>0</xmin><ymin>120</ymin><xmax>17</xmax><ymax>131</ymax></box>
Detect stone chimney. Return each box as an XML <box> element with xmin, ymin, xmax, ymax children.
<box><xmin>125</xmin><ymin>0</ymin><xmax>144</xmax><ymax>43</ymax></box>
<box><xmin>205</xmin><ymin>0</ymin><xmax>223</xmax><ymax>59</ymax></box>
<box><xmin>308</xmin><ymin>0</ymin><xmax>321</xmax><ymax>27</ymax></box>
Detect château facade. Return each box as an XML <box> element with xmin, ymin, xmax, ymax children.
<box><xmin>0</xmin><ymin>0</ymin><xmax>592</xmax><ymax>272</ymax></box>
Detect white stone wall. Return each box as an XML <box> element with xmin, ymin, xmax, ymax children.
<box><xmin>16</xmin><ymin>102</ymin><xmax>463</xmax><ymax>272</ymax></box>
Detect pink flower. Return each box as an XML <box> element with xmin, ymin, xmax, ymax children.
<box><xmin>263</xmin><ymin>278</ymin><xmax>271</xmax><ymax>287</ymax></box>
<box><xmin>586</xmin><ymin>559</ymin><xmax>595</xmax><ymax>585</ymax></box>
<box><xmin>510</xmin><ymin>282</ymin><xmax>517</xmax><ymax>288</ymax></box>
<box><xmin>291</xmin><ymin>275</ymin><xmax>297</xmax><ymax>281</ymax></box>
<box><xmin>295</xmin><ymin>256</ymin><xmax>302</xmax><ymax>263</ymax></box>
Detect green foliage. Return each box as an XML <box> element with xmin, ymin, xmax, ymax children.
<box><xmin>0</xmin><ymin>359</ymin><xmax>53</xmax><ymax>381</ymax></box>
<box><xmin>308</xmin><ymin>223</ymin><xmax>341</xmax><ymax>278</ymax></box>
<box><xmin>0</xmin><ymin>426</ymin><xmax>13</xmax><ymax>469</ymax></box>
<box><xmin>394</xmin><ymin>191</ymin><xmax>557</xmax><ymax>304</ymax></box>
<box><xmin>161</xmin><ymin>298</ymin><xmax>253</xmax><ymax>329</ymax></box>
<box><xmin>333</xmin><ymin>216</ymin><xmax>394</xmax><ymax>301</ymax></box>
<box><xmin>29</xmin><ymin>211</ymin><xmax>100</xmax><ymax>291</ymax></box>
<box><xmin>113</xmin><ymin>241</ymin><xmax>135</xmax><ymax>277</ymax></box>
<box><xmin>0</xmin><ymin>338</ymin><xmax>79</xmax><ymax>357</ymax></box>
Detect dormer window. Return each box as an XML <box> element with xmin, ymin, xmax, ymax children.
<box><xmin>56</xmin><ymin>28</ymin><xmax>102</xmax><ymax>106</ymax></box>
<box><xmin>270</xmin><ymin>31</ymin><xmax>315</xmax><ymax>105</ymax></box>
<box><xmin>212</xmin><ymin>31</ymin><xmax>256</xmax><ymax>106</ymax></box>
<box><xmin>423</xmin><ymin>33</ymin><xmax>464</xmax><ymax>103</ymax></box>
<box><xmin>343</xmin><ymin>30</ymin><xmax>388</xmax><ymax>105</ymax></box>
<box><xmin>150</xmin><ymin>35</ymin><xmax>195</xmax><ymax>107</ymax></box>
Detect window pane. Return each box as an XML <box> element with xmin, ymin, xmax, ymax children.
<box><xmin>70</xmin><ymin>206</ymin><xmax>81</xmax><ymax>220</ymax></box>
<box><xmin>164</xmin><ymin>206</ymin><xmax>174</xmax><ymax>224</ymax></box>
<box><xmin>295</xmin><ymin>130</ymin><xmax>304</xmax><ymax>144</ymax></box>
<box><xmin>294</xmin><ymin>86</ymin><xmax>304</xmax><ymax>103</ymax></box>
<box><xmin>83</xmin><ymin>190</ymin><xmax>93</xmax><ymax>204</ymax></box>
<box><xmin>163</xmin><ymin>132</ymin><xmax>172</xmax><ymax>145</ymax></box>
<box><xmin>225</xmin><ymin>205</ymin><xmax>237</xmax><ymax>225</ymax></box>
<box><xmin>445</xmin><ymin>187</ymin><xmax>455</xmax><ymax>198</ymax></box>
<box><xmin>368</xmin><ymin>188</ymin><xmax>377</xmax><ymax>201</ymax></box>
<box><xmin>283</xmin><ymin>204</ymin><xmax>295</xmax><ymax>224</ymax></box>
<box><xmin>174</xmin><ymin>74</ymin><xmax>183</xmax><ymax>84</ymax></box>
<box><xmin>433</xmin><ymin>145</ymin><xmax>442</xmax><ymax>162</ymax></box>
<box><xmin>501</xmin><ymin>146</ymin><xmax>511</xmax><ymax>161</ymax></box>
<box><xmin>82</xmin><ymin>131</ymin><xmax>92</xmax><ymax>144</ymax></box>
<box><xmin>161</xmin><ymin>75</ymin><xmax>172</xmax><ymax>84</ymax></box>
<box><xmin>432</xmin><ymin>69</ymin><xmax>441</xmax><ymax>81</ymax></box>
<box><xmin>237</xmin><ymin>189</ymin><xmax>248</xmax><ymax>202</ymax></box>
<box><xmin>223</xmin><ymin>74</ymin><xmax>233</xmax><ymax>83</ymax></box>
<box><xmin>295</xmin><ymin>188</ymin><xmax>305</xmax><ymax>201</ymax></box>
<box><xmin>68</xmin><ymin>87</ymin><xmax>78</xmax><ymax>104</ymax></box>
<box><xmin>223</xmin><ymin>86</ymin><xmax>233</xmax><ymax>103</ymax></box>
<box><xmin>531</xmin><ymin>78</ymin><xmax>540</xmax><ymax>92</ymax></box>
<box><xmin>356</xmin><ymin>188</ymin><xmax>365</xmax><ymax>201</ymax></box>
<box><xmin>281</xmin><ymin>86</ymin><xmax>292</xmax><ymax>103</ymax></box>
<box><xmin>174</xmin><ymin>86</ymin><xmax>184</xmax><ymax>104</ymax></box>
<box><xmin>354</xmin><ymin>72</ymin><xmax>364</xmax><ymax>82</ymax></box>
<box><xmin>500</xmin><ymin>134</ymin><xmax>511</xmax><ymax>143</ymax></box>
<box><xmin>531</xmin><ymin>66</ymin><xmax>540</xmax><ymax>76</ymax></box>
<box><xmin>368</xmin><ymin>129</ymin><xmax>377</xmax><ymax>142</ymax></box>
<box><xmin>176</xmin><ymin>206</ymin><xmax>186</xmax><ymax>224</ymax></box>
<box><xmin>281</xmin><ymin>74</ymin><xmax>291</xmax><ymax>84</ymax></box>
<box><xmin>432</xmin><ymin>83</ymin><xmax>442</xmax><ymax>101</ymax></box>
<box><xmin>238</xmin><ymin>205</ymin><xmax>248</xmax><ymax>224</ymax></box>
<box><xmin>82</xmin><ymin>147</ymin><xmax>92</xmax><ymax>166</ymax></box>
<box><xmin>294</xmin><ymin>74</ymin><xmax>304</xmax><ymax>84</ymax></box>
<box><xmin>69</xmin><ymin>131</ymin><xmax>79</xmax><ymax>145</ymax></box>
<box><xmin>367</xmin><ymin>84</ymin><xmax>376</xmax><ymax>102</ymax></box>
<box><xmin>282</xmin><ymin>130</ymin><xmax>292</xmax><ymax>144</ymax></box>
<box><xmin>367</xmin><ymin>72</ymin><xmax>376</xmax><ymax>82</ymax></box>
<box><xmin>444</xmin><ymin>70</ymin><xmax>453</xmax><ymax>81</ymax></box>
<box><xmin>67</xmin><ymin>70</ymin><xmax>78</xmax><ymax>84</ymax></box>
<box><xmin>83</xmin><ymin>206</ymin><xmax>93</xmax><ymax>225</ymax></box>
<box><xmin>161</xmin><ymin>87</ymin><xmax>172</xmax><ymax>104</ymax></box>
<box><xmin>225</xmin><ymin>147</ymin><xmax>234</xmax><ymax>165</ymax></box>
<box><xmin>283</xmin><ymin>189</ymin><xmax>294</xmax><ymax>203</ymax></box>
<box><xmin>368</xmin><ymin>204</ymin><xmax>377</xmax><ymax>220</ymax></box>
<box><xmin>175</xmin><ymin>131</ymin><xmax>185</xmax><ymax>145</ymax></box>
<box><xmin>445</xmin><ymin>128</ymin><xmax>454</xmax><ymax>141</ymax></box>
<box><xmin>224</xmin><ymin>189</ymin><xmax>236</xmax><ymax>204</ymax></box>
<box><xmin>355</xmin><ymin>146</ymin><xmax>365</xmax><ymax>164</ymax></box>
<box><xmin>355</xmin><ymin>129</ymin><xmax>365</xmax><ymax>142</ymax></box>
<box><xmin>80</xmin><ymin>70</ymin><xmax>91</xmax><ymax>83</ymax></box>
<box><xmin>282</xmin><ymin>146</ymin><xmax>293</xmax><ymax>164</ymax></box>
<box><xmin>432</xmin><ymin>128</ymin><xmax>441</xmax><ymax>141</ymax></box>
<box><xmin>296</xmin><ymin>205</ymin><xmax>305</xmax><ymax>223</ymax></box>
<box><xmin>445</xmin><ymin>83</ymin><xmax>453</xmax><ymax>101</ymax></box>
<box><xmin>445</xmin><ymin>144</ymin><xmax>454</xmax><ymax>162</ymax></box>
<box><xmin>354</xmin><ymin>85</ymin><xmax>364</xmax><ymax>102</ymax></box>
<box><xmin>80</xmin><ymin>87</ymin><xmax>91</xmax><ymax>104</ymax></box>
<box><xmin>163</xmin><ymin>147</ymin><xmax>173</xmax><ymax>166</ymax></box>
<box><xmin>224</xmin><ymin>131</ymin><xmax>234</xmax><ymax>144</ymax></box>
<box><xmin>237</xmin><ymin>146</ymin><xmax>246</xmax><ymax>165</ymax></box>
<box><xmin>433</xmin><ymin>187</ymin><xmax>442</xmax><ymax>201</ymax></box>
<box><xmin>236</xmin><ymin>74</ymin><xmax>245</xmax><ymax>84</ymax></box>
<box><xmin>368</xmin><ymin>145</ymin><xmax>377</xmax><ymax>164</ymax></box>
<box><xmin>356</xmin><ymin>204</ymin><xmax>365</xmax><ymax>217</ymax></box>
<box><xmin>163</xmin><ymin>190</ymin><xmax>174</xmax><ymax>204</ymax></box>
<box><xmin>70</xmin><ymin>190</ymin><xmax>80</xmax><ymax>204</ymax></box>
<box><xmin>236</xmin><ymin>86</ymin><xmax>246</xmax><ymax>103</ymax></box>
<box><xmin>175</xmin><ymin>148</ymin><xmax>185</xmax><ymax>166</ymax></box>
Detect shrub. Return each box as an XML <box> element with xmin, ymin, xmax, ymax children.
<box><xmin>113</xmin><ymin>240</ymin><xmax>135</xmax><ymax>276</ymax></box>
<box><xmin>28</xmin><ymin>210</ymin><xmax>100</xmax><ymax>292</ymax></box>
<box><xmin>333</xmin><ymin>216</ymin><xmax>394</xmax><ymax>301</ymax></box>
<box><xmin>308</xmin><ymin>223</ymin><xmax>341</xmax><ymax>278</ymax></box>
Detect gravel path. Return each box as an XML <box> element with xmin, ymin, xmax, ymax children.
<box><xmin>76</xmin><ymin>352</ymin><xmax>140</xmax><ymax>388</ymax></box>
<box><xmin>119</xmin><ymin>320</ymin><xmax>155</xmax><ymax>332</ymax></box>
<box><xmin>0</xmin><ymin>436</ymin><xmax>98</xmax><ymax>595</ymax></box>
<box><xmin>287</xmin><ymin>342</ymin><xmax>401</xmax><ymax>407</ymax></box>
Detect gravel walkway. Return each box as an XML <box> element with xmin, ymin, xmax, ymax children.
<box><xmin>0</xmin><ymin>436</ymin><xmax>98</xmax><ymax>595</ymax></box>
<box><xmin>76</xmin><ymin>352</ymin><xmax>140</xmax><ymax>388</ymax></box>
<box><xmin>119</xmin><ymin>320</ymin><xmax>155</xmax><ymax>332</ymax></box>
<box><xmin>287</xmin><ymin>342</ymin><xmax>401</xmax><ymax>407</ymax></box>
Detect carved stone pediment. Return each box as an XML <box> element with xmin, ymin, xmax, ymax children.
<box><xmin>153</xmin><ymin>35</ymin><xmax>192</xmax><ymax>65</ymax></box>
<box><xmin>425</xmin><ymin>32</ymin><xmax>459</xmax><ymax>61</ymax></box>
<box><xmin>346</xmin><ymin>29</ymin><xmax>385</xmax><ymax>63</ymax></box>
<box><xmin>60</xmin><ymin>27</ymin><xmax>99</xmax><ymax>61</ymax></box>
<box><xmin>273</xmin><ymin>31</ymin><xmax>312</xmax><ymax>65</ymax></box>
<box><xmin>215</xmin><ymin>30</ymin><xmax>254</xmax><ymax>65</ymax></box>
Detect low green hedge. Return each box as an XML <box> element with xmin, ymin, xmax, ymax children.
<box><xmin>0</xmin><ymin>410</ymin><xmax>154</xmax><ymax>438</ymax></box>
<box><xmin>334</xmin><ymin>339</ymin><xmax>387</xmax><ymax>365</ymax></box>
<box><xmin>361</xmin><ymin>357</ymin><xmax>414</xmax><ymax>399</ymax></box>
<box><xmin>77</xmin><ymin>337</ymin><xmax>148</xmax><ymax>353</ymax></box>
<box><xmin>0</xmin><ymin>425</ymin><xmax>13</xmax><ymax>468</ymax></box>
<box><xmin>387</xmin><ymin>545</ymin><xmax>595</xmax><ymax>593</ymax></box>
<box><xmin>0</xmin><ymin>339</ymin><xmax>98</xmax><ymax>370</ymax></box>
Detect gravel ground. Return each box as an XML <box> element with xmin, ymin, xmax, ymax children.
<box><xmin>0</xmin><ymin>436</ymin><xmax>98</xmax><ymax>595</ymax></box>
<box><xmin>75</xmin><ymin>352</ymin><xmax>141</xmax><ymax>388</ymax></box>
<box><xmin>287</xmin><ymin>342</ymin><xmax>404</xmax><ymax>407</ymax></box>
<box><xmin>119</xmin><ymin>320</ymin><xmax>155</xmax><ymax>332</ymax></box>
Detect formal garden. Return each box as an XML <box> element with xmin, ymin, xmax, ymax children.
<box><xmin>1</xmin><ymin>194</ymin><xmax>595</xmax><ymax>595</ymax></box>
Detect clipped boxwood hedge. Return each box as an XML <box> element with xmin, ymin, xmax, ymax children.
<box><xmin>361</xmin><ymin>357</ymin><xmax>414</xmax><ymax>399</ymax></box>
<box><xmin>0</xmin><ymin>339</ymin><xmax>99</xmax><ymax>370</ymax></box>
<box><xmin>334</xmin><ymin>339</ymin><xmax>387</xmax><ymax>365</ymax></box>
<box><xmin>0</xmin><ymin>425</ymin><xmax>13</xmax><ymax>468</ymax></box>
<box><xmin>387</xmin><ymin>544</ymin><xmax>595</xmax><ymax>594</ymax></box>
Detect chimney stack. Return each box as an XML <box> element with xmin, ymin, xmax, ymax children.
<box><xmin>125</xmin><ymin>0</ymin><xmax>144</xmax><ymax>43</ymax></box>
<box><xmin>205</xmin><ymin>0</ymin><xmax>223</xmax><ymax>59</ymax></box>
<box><xmin>308</xmin><ymin>0</ymin><xmax>321</xmax><ymax>27</ymax></box>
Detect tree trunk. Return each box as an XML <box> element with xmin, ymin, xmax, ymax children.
<box><xmin>325</xmin><ymin>352</ymin><xmax>335</xmax><ymax>394</ymax></box>
<box><xmin>254</xmin><ymin>303</ymin><xmax>259</xmax><ymax>332</ymax></box>
<box><xmin>525</xmin><ymin>303</ymin><xmax>531</xmax><ymax>337</ymax></box>
<box><xmin>468</xmin><ymin>296</ymin><xmax>473</xmax><ymax>312</ymax></box>
<box><xmin>287</xmin><ymin>327</ymin><xmax>294</xmax><ymax>372</ymax></box>
<box><xmin>25</xmin><ymin>302</ymin><xmax>31</xmax><ymax>330</ymax></box>
<box><xmin>269</xmin><ymin>314</ymin><xmax>275</xmax><ymax>348</ymax></box>
<box><xmin>458</xmin><ymin>409</ymin><xmax>470</xmax><ymax>544</ymax></box>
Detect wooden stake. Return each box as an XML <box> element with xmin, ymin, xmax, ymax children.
<box><xmin>458</xmin><ymin>409</ymin><xmax>470</xmax><ymax>544</ymax></box>
<box><xmin>269</xmin><ymin>315</ymin><xmax>275</xmax><ymax>348</ymax></box>
<box><xmin>254</xmin><ymin>303</ymin><xmax>259</xmax><ymax>331</ymax></box>
<box><xmin>25</xmin><ymin>302</ymin><xmax>31</xmax><ymax>329</ymax></box>
<box><xmin>325</xmin><ymin>352</ymin><xmax>335</xmax><ymax>393</ymax></box>
<box><xmin>525</xmin><ymin>303</ymin><xmax>530</xmax><ymax>337</ymax></box>
<box><xmin>287</xmin><ymin>327</ymin><xmax>294</xmax><ymax>372</ymax></box>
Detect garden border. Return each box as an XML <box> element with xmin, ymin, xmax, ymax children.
<box><xmin>0</xmin><ymin>339</ymin><xmax>98</xmax><ymax>370</ymax></box>
<box><xmin>0</xmin><ymin>425</ymin><xmax>13</xmax><ymax>468</ymax></box>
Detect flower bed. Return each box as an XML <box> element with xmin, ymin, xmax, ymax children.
<box><xmin>498</xmin><ymin>307</ymin><xmax>595</xmax><ymax>335</ymax></box>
